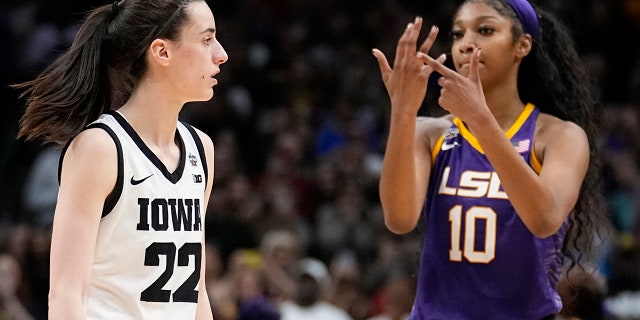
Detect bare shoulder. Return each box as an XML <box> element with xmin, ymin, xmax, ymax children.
<box><xmin>60</xmin><ymin>127</ymin><xmax>119</xmax><ymax>193</ymax></box>
<box><xmin>536</xmin><ymin>113</ymin><xmax>587</xmax><ymax>143</ymax></box>
<box><xmin>535</xmin><ymin>113</ymin><xmax>588</xmax><ymax>160</ymax></box>
<box><xmin>416</xmin><ymin>114</ymin><xmax>454</xmax><ymax>150</ymax></box>
<box><xmin>65</xmin><ymin>127</ymin><xmax>118</xmax><ymax>162</ymax></box>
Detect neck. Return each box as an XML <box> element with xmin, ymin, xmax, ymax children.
<box><xmin>117</xmin><ymin>79</ymin><xmax>183</xmax><ymax>147</ymax></box>
<box><xmin>483</xmin><ymin>72</ymin><xmax>525</xmax><ymax>131</ymax></box>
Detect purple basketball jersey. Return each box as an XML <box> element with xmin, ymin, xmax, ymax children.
<box><xmin>410</xmin><ymin>104</ymin><xmax>567</xmax><ymax>320</ymax></box>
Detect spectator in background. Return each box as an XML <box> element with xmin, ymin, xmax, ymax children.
<box><xmin>315</xmin><ymin>178</ymin><xmax>376</xmax><ymax>263</ymax></box>
<box><xmin>205</xmin><ymin>242</ymin><xmax>238</xmax><ymax>320</ymax></box>
<box><xmin>21</xmin><ymin>145</ymin><xmax>61</xmax><ymax>227</ymax></box>
<box><xmin>279</xmin><ymin>257</ymin><xmax>353</xmax><ymax>320</ymax></box>
<box><xmin>366</xmin><ymin>272</ymin><xmax>415</xmax><ymax>320</ymax></box>
<box><xmin>260</xmin><ymin>229</ymin><xmax>303</xmax><ymax>304</ymax></box>
<box><xmin>326</xmin><ymin>250</ymin><xmax>371</xmax><ymax>319</ymax></box>
<box><xmin>233</xmin><ymin>250</ymin><xmax>281</xmax><ymax>320</ymax></box>
<box><xmin>0</xmin><ymin>253</ymin><xmax>34</xmax><ymax>320</ymax></box>
<box><xmin>556</xmin><ymin>268</ymin><xmax>608</xmax><ymax>320</ymax></box>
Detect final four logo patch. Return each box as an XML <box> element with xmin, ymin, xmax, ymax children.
<box><xmin>441</xmin><ymin>127</ymin><xmax>461</xmax><ymax>151</ymax></box>
<box><xmin>444</xmin><ymin>127</ymin><xmax>460</xmax><ymax>140</ymax></box>
<box><xmin>189</xmin><ymin>153</ymin><xmax>198</xmax><ymax>166</ymax></box>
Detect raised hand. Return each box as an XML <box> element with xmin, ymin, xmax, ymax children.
<box><xmin>418</xmin><ymin>48</ymin><xmax>489</xmax><ymax>125</ymax></box>
<box><xmin>372</xmin><ymin>17</ymin><xmax>446</xmax><ymax>116</ymax></box>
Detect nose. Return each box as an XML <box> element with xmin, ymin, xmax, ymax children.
<box><xmin>213</xmin><ymin>39</ymin><xmax>228</xmax><ymax>65</ymax></box>
<box><xmin>458</xmin><ymin>32</ymin><xmax>477</xmax><ymax>55</ymax></box>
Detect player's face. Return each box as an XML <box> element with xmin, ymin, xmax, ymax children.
<box><xmin>169</xmin><ymin>1</ymin><xmax>228</xmax><ymax>102</ymax></box>
<box><xmin>450</xmin><ymin>2</ymin><xmax>523</xmax><ymax>88</ymax></box>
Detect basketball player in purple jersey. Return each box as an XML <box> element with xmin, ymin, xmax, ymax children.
<box><xmin>373</xmin><ymin>0</ymin><xmax>605</xmax><ymax>319</ymax></box>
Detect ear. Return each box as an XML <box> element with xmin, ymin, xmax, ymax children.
<box><xmin>148</xmin><ymin>39</ymin><xmax>170</xmax><ymax>67</ymax></box>
<box><xmin>515</xmin><ymin>34</ymin><xmax>533</xmax><ymax>59</ymax></box>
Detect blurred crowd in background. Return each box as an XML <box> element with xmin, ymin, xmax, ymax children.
<box><xmin>1</xmin><ymin>0</ymin><xmax>640</xmax><ymax>319</ymax></box>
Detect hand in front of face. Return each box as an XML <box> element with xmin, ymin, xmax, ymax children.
<box><xmin>419</xmin><ymin>48</ymin><xmax>488</xmax><ymax>125</ymax></box>
<box><xmin>372</xmin><ymin>17</ymin><xmax>446</xmax><ymax>116</ymax></box>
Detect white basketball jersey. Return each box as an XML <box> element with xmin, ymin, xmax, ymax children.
<box><xmin>68</xmin><ymin>111</ymin><xmax>208</xmax><ymax>319</ymax></box>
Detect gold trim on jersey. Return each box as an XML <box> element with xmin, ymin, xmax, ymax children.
<box><xmin>432</xmin><ymin>135</ymin><xmax>445</xmax><ymax>164</ymax></box>
<box><xmin>453</xmin><ymin>103</ymin><xmax>535</xmax><ymax>154</ymax></box>
<box><xmin>431</xmin><ymin>103</ymin><xmax>539</xmax><ymax>170</ymax></box>
<box><xmin>530</xmin><ymin>144</ymin><xmax>542</xmax><ymax>174</ymax></box>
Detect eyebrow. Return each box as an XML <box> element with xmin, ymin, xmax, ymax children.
<box><xmin>200</xmin><ymin>28</ymin><xmax>216</xmax><ymax>34</ymax></box>
<box><xmin>454</xmin><ymin>15</ymin><xmax>500</xmax><ymax>25</ymax></box>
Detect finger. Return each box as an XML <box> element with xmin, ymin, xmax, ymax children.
<box><xmin>418</xmin><ymin>52</ymin><xmax>457</xmax><ymax>78</ymax></box>
<box><xmin>468</xmin><ymin>48</ymin><xmax>482</xmax><ymax>83</ymax></box>
<box><xmin>372</xmin><ymin>48</ymin><xmax>392</xmax><ymax>80</ymax></box>
<box><xmin>396</xmin><ymin>17</ymin><xmax>422</xmax><ymax>63</ymax></box>
<box><xmin>422</xmin><ymin>51</ymin><xmax>447</xmax><ymax>76</ymax></box>
<box><xmin>408</xmin><ymin>16</ymin><xmax>423</xmax><ymax>50</ymax></box>
<box><xmin>418</xmin><ymin>25</ymin><xmax>439</xmax><ymax>54</ymax></box>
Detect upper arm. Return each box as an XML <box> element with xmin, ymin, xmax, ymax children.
<box><xmin>49</xmin><ymin>129</ymin><xmax>117</xmax><ymax>301</ymax></box>
<box><xmin>536</xmin><ymin>118</ymin><xmax>590</xmax><ymax>217</ymax></box>
<box><xmin>193</xmin><ymin>128</ymin><xmax>215</xmax><ymax>320</ymax></box>
<box><xmin>415</xmin><ymin>116</ymin><xmax>453</xmax><ymax>203</ymax></box>
<box><xmin>414</xmin><ymin>118</ymin><xmax>435</xmax><ymax>205</ymax></box>
<box><xmin>379</xmin><ymin>115</ymin><xmax>451</xmax><ymax>234</ymax></box>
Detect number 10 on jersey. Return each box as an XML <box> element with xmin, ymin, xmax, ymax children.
<box><xmin>449</xmin><ymin>205</ymin><xmax>497</xmax><ymax>264</ymax></box>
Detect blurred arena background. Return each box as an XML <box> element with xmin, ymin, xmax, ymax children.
<box><xmin>1</xmin><ymin>0</ymin><xmax>639</xmax><ymax>319</ymax></box>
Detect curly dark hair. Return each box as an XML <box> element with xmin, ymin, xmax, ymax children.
<box><xmin>463</xmin><ymin>0</ymin><xmax>608</xmax><ymax>272</ymax></box>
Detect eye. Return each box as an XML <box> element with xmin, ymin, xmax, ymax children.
<box><xmin>450</xmin><ymin>30</ymin><xmax>463</xmax><ymax>40</ymax></box>
<box><xmin>204</xmin><ymin>37</ymin><xmax>212</xmax><ymax>45</ymax></box>
<box><xmin>478</xmin><ymin>25</ymin><xmax>494</xmax><ymax>35</ymax></box>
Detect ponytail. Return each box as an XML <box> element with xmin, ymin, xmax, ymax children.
<box><xmin>14</xmin><ymin>0</ymin><xmax>200</xmax><ymax>145</ymax></box>
<box><xmin>14</xmin><ymin>4</ymin><xmax>115</xmax><ymax>145</ymax></box>
<box><xmin>519</xmin><ymin>5</ymin><xmax>608</xmax><ymax>271</ymax></box>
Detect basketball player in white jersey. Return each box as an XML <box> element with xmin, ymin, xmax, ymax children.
<box><xmin>13</xmin><ymin>0</ymin><xmax>228</xmax><ymax>318</ymax></box>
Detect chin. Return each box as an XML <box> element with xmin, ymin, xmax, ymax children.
<box><xmin>193</xmin><ymin>91</ymin><xmax>214</xmax><ymax>102</ymax></box>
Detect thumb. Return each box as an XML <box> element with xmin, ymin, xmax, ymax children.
<box><xmin>372</xmin><ymin>48</ymin><xmax>392</xmax><ymax>82</ymax></box>
<box><xmin>468</xmin><ymin>48</ymin><xmax>482</xmax><ymax>84</ymax></box>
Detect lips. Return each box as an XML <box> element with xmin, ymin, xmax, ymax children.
<box><xmin>210</xmin><ymin>71</ymin><xmax>220</xmax><ymax>85</ymax></box>
<box><xmin>458</xmin><ymin>61</ymin><xmax>484</xmax><ymax>70</ymax></box>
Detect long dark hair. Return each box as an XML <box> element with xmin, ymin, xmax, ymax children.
<box><xmin>13</xmin><ymin>0</ymin><xmax>200</xmax><ymax>145</ymax></box>
<box><xmin>460</xmin><ymin>0</ymin><xmax>607</xmax><ymax>271</ymax></box>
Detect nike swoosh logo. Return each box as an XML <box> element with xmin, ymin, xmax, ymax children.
<box><xmin>131</xmin><ymin>174</ymin><xmax>154</xmax><ymax>185</ymax></box>
<box><xmin>441</xmin><ymin>141</ymin><xmax>460</xmax><ymax>151</ymax></box>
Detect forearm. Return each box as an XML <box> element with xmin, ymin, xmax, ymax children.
<box><xmin>196</xmin><ymin>289</ymin><xmax>214</xmax><ymax>320</ymax></box>
<box><xmin>379</xmin><ymin>112</ymin><xmax>422</xmax><ymax>234</ymax></box>
<box><xmin>48</xmin><ymin>291</ymin><xmax>86</xmax><ymax>320</ymax></box>
<box><xmin>196</xmin><ymin>248</ymin><xmax>214</xmax><ymax>320</ymax></box>
<box><xmin>470</xmin><ymin>118</ymin><xmax>562</xmax><ymax>237</ymax></box>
